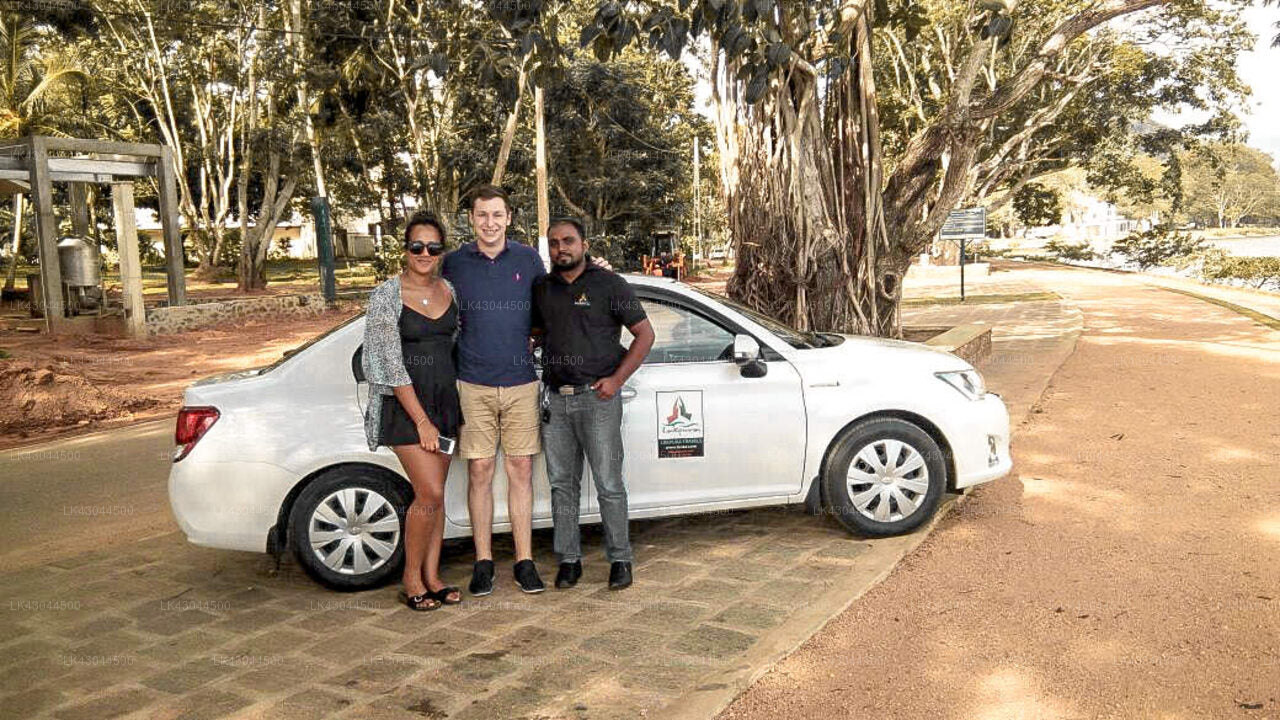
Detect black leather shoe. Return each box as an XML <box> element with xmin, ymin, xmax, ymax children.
<box><xmin>608</xmin><ymin>562</ymin><xmax>632</xmax><ymax>590</ymax></box>
<box><xmin>555</xmin><ymin>561</ymin><xmax>582</xmax><ymax>589</ymax></box>
<box><xmin>469</xmin><ymin>559</ymin><xmax>495</xmax><ymax>596</ymax></box>
<box><xmin>514</xmin><ymin>559</ymin><xmax>546</xmax><ymax>593</ymax></box>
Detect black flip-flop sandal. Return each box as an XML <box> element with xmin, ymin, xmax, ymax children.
<box><xmin>428</xmin><ymin>586</ymin><xmax>463</xmax><ymax>605</ymax></box>
<box><xmin>399</xmin><ymin>589</ymin><xmax>441</xmax><ymax>611</ymax></box>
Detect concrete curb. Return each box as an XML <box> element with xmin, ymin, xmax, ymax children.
<box><xmin>926</xmin><ymin>323</ymin><xmax>993</xmax><ymax>365</ymax></box>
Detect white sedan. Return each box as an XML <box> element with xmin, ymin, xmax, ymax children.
<box><xmin>169</xmin><ymin>276</ymin><xmax>1011</xmax><ymax>590</ymax></box>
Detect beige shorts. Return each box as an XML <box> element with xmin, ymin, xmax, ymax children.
<box><xmin>457</xmin><ymin>380</ymin><xmax>542</xmax><ymax>459</ymax></box>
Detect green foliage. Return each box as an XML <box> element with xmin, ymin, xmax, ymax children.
<box><xmin>268</xmin><ymin>236</ymin><xmax>293</xmax><ymax>263</ymax></box>
<box><xmin>370</xmin><ymin>232</ymin><xmax>403</xmax><ymax>282</ymax></box>
<box><xmin>1201</xmin><ymin>254</ymin><xmax>1280</xmax><ymax>291</ymax></box>
<box><xmin>545</xmin><ymin>52</ymin><xmax>709</xmax><ymax>246</ymax></box>
<box><xmin>0</xmin><ymin>12</ymin><xmax>90</xmax><ymax>139</ymax></box>
<box><xmin>1044</xmin><ymin>239</ymin><xmax>1094</xmax><ymax>262</ymax></box>
<box><xmin>1110</xmin><ymin>226</ymin><xmax>1206</xmax><ymax>270</ymax></box>
<box><xmin>1012</xmin><ymin>183</ymin><xmax>1062</xmax><ymax>228</ymax></box>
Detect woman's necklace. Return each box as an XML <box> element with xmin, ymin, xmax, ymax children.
<box><xmin>403</xmin><ymin>273</ymin><xmax>435</xmax><ymax>307</ymax></box>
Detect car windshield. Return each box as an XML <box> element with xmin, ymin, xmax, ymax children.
<box><xmin>686</xmin><ymin>286</ymin><xmax>832</xmax><ymax>349</ymax></box>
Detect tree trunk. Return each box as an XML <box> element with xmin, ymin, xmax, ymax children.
<box><xmin>492</xmin><ymin>56</ymin><xmax>528</xmax><ymax>186</ymax></box>
<box><xmin>718</xmin><ymin>2</ymin><xmax>898</xmax><ymax>337</ymax></box>
<box><xmin>238</xmin><ymin>83</ymin><xmax>297</xmax><ymax>292</ymax></box>
<box><xmin>237</xmin><ymin>15</ymin><xmax>260</xmax><ymax>293</ymax></box>
<box><xmin>238</xmin><ymin>156</ymin><xmax>296</xmax><ymax>292</ymax></box>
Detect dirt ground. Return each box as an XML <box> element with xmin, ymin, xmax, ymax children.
<box><xmin>718</xmin><ymin>267</ymin><xmax>1280</xmax><ymax>719</ymax></box>
<box><xmin>0</xmin><ymin>302</ymin><xmax>361</xmax><ymax>450</ymax></box>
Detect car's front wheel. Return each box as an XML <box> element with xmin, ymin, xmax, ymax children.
<box><xmin>288</xmin><ymin>467</ymin><xmax>409</xmax><ymax>590</ymax></box>
<box><xmin>822</xmin><ymin>418</ymin><xmax>946</xmax><ymax>536</ymax></box>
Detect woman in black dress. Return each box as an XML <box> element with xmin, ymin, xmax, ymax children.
<box><xmin>364</xmin><ymin>213</ymin><xmax>463</xmax><ymax>611</ymax></box>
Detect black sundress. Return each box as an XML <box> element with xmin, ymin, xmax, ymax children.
<box><xmin>378</xmin><ymin>299</ymin><xmax>463</xmax><ymax>446</ymax></box>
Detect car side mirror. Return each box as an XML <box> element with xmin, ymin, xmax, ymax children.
<box><xmin>352</xmin><ymin>345</ymin><xmax>366</xmax><ymax>383</ymax></box>
<box><xmin>733</xmin><ymin>334</ymin><xmax>768</xmax><ymax>378</ymax></box>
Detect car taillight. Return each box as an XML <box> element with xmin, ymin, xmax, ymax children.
<box><xmin>174</xmin><ymin>406</ymin><xmax>220</xmax><ymax>462</ymax></box>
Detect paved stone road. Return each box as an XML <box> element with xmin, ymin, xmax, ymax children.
<box><xmin>0</xmin><ymin>264</ymin><xmax>1078</xmax><ymax>720</ymax></box>
<box><xmin>1</xmin><ymin>504</ymin><xmax>917</xmax><ymax>720</ymax></box>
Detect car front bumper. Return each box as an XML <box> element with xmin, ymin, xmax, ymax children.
<box><xmin>950</xmin><ymin>392</ymin><xmax>1013</xmax><ymax>490</ymax></box>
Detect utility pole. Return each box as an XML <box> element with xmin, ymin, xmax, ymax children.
<box><xmin>535</xmin><ymin>85</ymin><xmax>550</xmax><ymax>268</ymax></box>
<box><xmin>693</xmin><ymin>138</ymin><xmax>702</xmax><ymax>266</ymax></box>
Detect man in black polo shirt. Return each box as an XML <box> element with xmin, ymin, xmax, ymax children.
<box><xmin>532</xmin><ymin>218</ymin><xmax>655</xmax><ymax>590</ymax></box>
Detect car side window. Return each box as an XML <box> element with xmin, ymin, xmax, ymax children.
<box><xmin>624</xmin><ymin>299</ymin><xmax>736</xmax><ymax>364</ymax></box>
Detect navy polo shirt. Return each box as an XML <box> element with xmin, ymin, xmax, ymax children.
<box><xmin>442</xmin><ymin>240</ymin><xmax>546</xmax><ymax>387</ymax></box>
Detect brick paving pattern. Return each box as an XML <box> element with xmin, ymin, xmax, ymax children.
<box><xmin>1</xmin><ymin>510</ymin><xmax>883</xmax><ymax>720</ymax></box>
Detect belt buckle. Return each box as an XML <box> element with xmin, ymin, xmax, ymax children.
<box><xmin>558</xmin><ymin>385</ymin><xmax>575</xmax><ymax>396</ymax></box>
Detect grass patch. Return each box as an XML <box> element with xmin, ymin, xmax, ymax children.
<box><xmin>903</xmin><ymin>291</ymin><xmax>1059</xmax><ymax>307</ymax></box>
<box><xmin>1157</xmin><ymin>287</ymin><xmax>1280</xmax><ymax>332</ymax></box>
<box><xmin>1196</xmin><ymin>227</ymin><xmax>1278</xmax><ymax>239</ymax></box>
<box><xmin>0</xmin><ymin>348</ymin><xmax>9</xmax><ymax>359</ymax></box>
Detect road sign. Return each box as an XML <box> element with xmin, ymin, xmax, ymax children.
<box><xmin>938</xmin><ymin>207</ymin><xmax>986</xmax><ymax>302</ymax></box>
<box><xmin>940</xmin><ymin>207</ymin><xmax>986</xmax><ymax>239</ymax></box>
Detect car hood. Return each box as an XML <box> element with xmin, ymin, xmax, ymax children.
<box><xmin>792</xmin><ymin>333</ymin><xmax>974</xmax><ymax>377</ymax></box>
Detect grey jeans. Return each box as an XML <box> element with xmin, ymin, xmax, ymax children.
<box><xmin>542</xmin><ymin>390</ymin><xmax>633</xmax><ymax>564</ymax></box>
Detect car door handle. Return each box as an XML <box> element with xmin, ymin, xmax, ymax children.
<box><xmin>619</xmin><ymin>386</ymin><xmax>637</xmax><ymax>400</ymax></box>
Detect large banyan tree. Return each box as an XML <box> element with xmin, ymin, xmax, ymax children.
<box><xmin>573</xmin><ymin>0</ymin><xmax>1247</xmax><ymax>336</ymax></box>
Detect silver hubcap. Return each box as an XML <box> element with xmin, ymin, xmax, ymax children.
<box><xmin>846</xmin><ymin>439</ymin><xmax>930</xmax><ymax>523</ymax></box>
<box><xmin>309</xmin><ymin>488</ymin><xmax>401</xmax><ymax>575</ymax></box>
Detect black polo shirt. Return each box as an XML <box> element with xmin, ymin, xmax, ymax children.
<box><xmin>532</xmin><ymin>261</ymin><xmax>647</xmax><ymax>388</ymax></box>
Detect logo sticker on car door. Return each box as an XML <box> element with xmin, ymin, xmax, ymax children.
<box><xmin>656</xmin><ymin>390</ymin><xmax>704</xmax><ymax>458</ymax></box>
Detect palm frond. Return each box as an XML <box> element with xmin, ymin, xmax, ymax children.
<box><xmin>17</xmin><ymin>60</ymin><xmax>86</xmax><ymax>112</ymax></box>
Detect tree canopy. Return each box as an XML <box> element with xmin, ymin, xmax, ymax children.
<box><xmin>4</xmin><ymin>0</ymin><xmax>1261</xmax><ymax>336</ymax></box>
<box><xmin>1181</xmin><ymin>143</ymin><xmax>1280</xmax><ymax>228</ymax></box>
<box><xmin>568</xmin><ymin>0</ymin><xmax>1251</xmax><ymax>334</ymax></box>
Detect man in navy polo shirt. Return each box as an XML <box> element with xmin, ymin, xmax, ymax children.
<box><xmin>442</xmin><ymin>185</ymin><xmax>548</xmax><ymax>595</ymax></box>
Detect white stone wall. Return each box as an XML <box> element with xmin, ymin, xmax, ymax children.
<box><xmin>145</xmin><ymin>293</ymin><xmax>327</xmax><ymax>335</ymax></box>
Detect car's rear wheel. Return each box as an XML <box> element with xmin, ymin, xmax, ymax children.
<box><xmin>288</xmin><ymin>467</ymin><xmax>409</xmax><ymax>590</ymax></box>
<box><xmin>822</xmin><ymin>418</ymin><xmax>946</xmax><ymax>536</ymax></box>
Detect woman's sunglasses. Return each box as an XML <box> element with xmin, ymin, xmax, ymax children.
<box><xmin>406</xmin><ymin>241</ymin><xmax>445</xmax><ymax>256</ymax></box>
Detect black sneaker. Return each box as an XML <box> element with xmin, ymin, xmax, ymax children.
<box><xmin>555</xmin><ymin>561</ymin><xmax>582</xmax><ymax>589</ymax></box>
<box><xmin>469</xmin><ymin>560</ymin><xmax>495</xmax><ymax>597</ymax></box>
<box><xmin>513</xmin><ymin>559</ymin><xmax>546</xmax><ymax>594</ymax></box>
<box><xmin>608</xmin><ymin>561</ymin><xmax>633</xmax><ymax>590</ymax></box>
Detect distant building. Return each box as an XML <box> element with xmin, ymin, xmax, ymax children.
<box><xmin>135</xmin><ymin>208</ymin><xmax>379</xmax><ymax>260</ymax></box>
<box><xmin>1057</xmin><ymin>191</ymin><xmax>1143</xmax><ymax>241</ymax></box>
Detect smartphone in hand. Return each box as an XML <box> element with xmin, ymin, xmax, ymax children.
<box><xmin>437</xmin><ymin>435</ymin><xmax>457</xmax><ymax>455</ymax></box>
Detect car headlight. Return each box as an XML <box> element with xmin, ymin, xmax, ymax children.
<box><xmin>936</xmin><ymin>369</ymin><xmax>987</xmax><ymax>400</ymax></box>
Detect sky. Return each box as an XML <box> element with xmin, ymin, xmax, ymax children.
<box><xmin>1152</xmin><ymin>5</ymin><xmax>1280</xmax><ymax>166</ymax></box>
<box><xmin>1233</xmin><ymin>6</ymin><xmax>1280</xmax><ymax>165</ymax></box>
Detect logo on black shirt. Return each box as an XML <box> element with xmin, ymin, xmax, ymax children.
<box><xmin>574</xmin><ymin>292</ymin><xmax>591</xmax><ymax>307</ymax></box>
